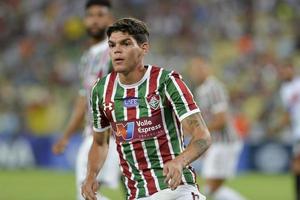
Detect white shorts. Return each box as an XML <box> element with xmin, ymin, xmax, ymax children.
<box><xmin>201</xmin><ymin>141</ymin><xmax>242</xmax><ymax>179</ymax></box>
<box><xmin>137</xmin><ymin>185</ymin><xmax>206</xmax><ymax>200</ymax></box>
<box><xmin>76</xmin><ymin>134</ymin><xmax>120</xmax><ymax>194</ymax></box>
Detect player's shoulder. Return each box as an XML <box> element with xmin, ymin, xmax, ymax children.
<box><xmin>151</xmin><ymin>65</ymin><xmax>182</xmax><ymax>82</ymax></box>
<box><xmin>208</xmin><ymin>76</ymin><xmax>224</xmax><ymax>87</ymax></box>
<box><xmin>93</xmin><ymin>71</ymin><xmax>116</xmax><ymax>89</ymax></box>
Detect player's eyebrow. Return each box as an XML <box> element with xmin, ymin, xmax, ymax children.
<box><xmin>108</xmin><ymin>38</ymin><xmax>132</xmax><ymax>45</ymax></box>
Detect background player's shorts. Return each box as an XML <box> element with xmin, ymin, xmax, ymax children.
<box><xmin>76</xmin><ymin>134</ymin><xmax>120</xmax><ymax>189</ymax></box>
<box><xmin>137</xmin><ymin>185</ymin><xmax>206</xmax><ymax>200</ymax></box>
<box><xmin>201</xmin><ymin>141</ymin><xmax>242</xmax><ymax>179</ymax></box>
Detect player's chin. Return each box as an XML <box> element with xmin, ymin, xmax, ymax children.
<box><xmin>113</xmin><ymin>64</ymin><xmax>127</xmax><ymax>73</ymax></box>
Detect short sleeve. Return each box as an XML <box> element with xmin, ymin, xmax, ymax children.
<box><xmin>90</xmin><ymin>82</ymin><xmax>110</xmax><ymax>132</ymax></box>
<box><xmin>165</xmin><ymin>71</ymin><xmax>200</xmax><ymax>121</ymax></box>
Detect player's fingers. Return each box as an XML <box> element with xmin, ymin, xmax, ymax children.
<box><xmin>163</xmin><ymin>165</ymin><xmax>169</xmax><ymax>176</ymax></box>
<box><xmin>169</xmin><ymin>170</ymin><xmax>180</xmax><ymax>190</ymax></box>
<box><xmin>85</xmin><ymin>189</ymin><xmax>97</xmax><ymax>200</ymax></box>
<box><xmin>164</xmin><ymin>167</ymin><xmax>173</xmax><ymax>184</ymax></box>
<box><xmin>52</xmin><ymin>142</ymin><xmax>64</xmax><ymax>154</ymax></box>
<box><xmin>92</xmin><ymin>181</ymin><xmax>99</xmax><ymax>193</ymax></box>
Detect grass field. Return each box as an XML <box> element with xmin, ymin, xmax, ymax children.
<box><xmin>0</xmin><ymin>169</ymin><xmax>294</xmax><ymax>200</ymax></box>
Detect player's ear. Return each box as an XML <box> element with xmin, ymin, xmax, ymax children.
<box><xmin>140</xmin><ymin>42</ymin><xmax>149</xmax><ymax>55</ymax></box>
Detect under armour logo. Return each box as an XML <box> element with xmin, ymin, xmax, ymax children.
<box><xmin>191</xmin><ymin>192</ymin><xmax>200</xmax><ymax>200</ymax></box>
<box><xmin>103</xmin><ymin>102</ymin><xmax>113</xmax><ymax>111</ymax></box>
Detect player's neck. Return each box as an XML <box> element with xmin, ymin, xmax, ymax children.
<box><xmin>199</xmin><ymin>75</ymin><xmax>209</xmax><ymax>86</ymax></box>
<box><xmin>119</xmin><ymin>64</ymin><xmax>147</xmax><ymax>85</ymax></box>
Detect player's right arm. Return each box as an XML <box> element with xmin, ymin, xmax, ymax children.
<box><xmin>82</xmin><ymin>79</ymin><xmax>111</xmax><ymax>200</ymax></box>
<box><xmin>52</xmin><ymin>95</ymin><xmax>86</xmax><ymax>154</ymax></box>
<box><xmin>81</xmin><ymin>129</ymin><xmax>110</xmax><ymax>200</ymax></box>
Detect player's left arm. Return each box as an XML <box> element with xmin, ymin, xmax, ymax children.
<box><xmin>163</xmin><ymin>71</ymin><xmax>211</xmax><ymax>190</ymax></box>
<box><xmin>82</xmin><ymin>129</ymin><xmax>110</xmax><ymax>200</ymax></box>
<box><xmin>163</xmin><ymin>112</ymin><xmax>211</xmax><ymax>190</ymax></box>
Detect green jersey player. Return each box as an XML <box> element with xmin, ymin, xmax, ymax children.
<box><xmin>81</xmin><ymin>18</ymin><xmax>211</xmax><ymax>200</ymax></box>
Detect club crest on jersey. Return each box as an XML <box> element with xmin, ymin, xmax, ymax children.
<box><xmin>116</xmin><ymin>122</ymin><xmax>134</xmax><ymax>141</ymax></box>
<box><xmin>103</xmin><ymin>102</ymin><xmax>113</xmax><ymax>111</ymax></box>
<box><xmin>147</xmin><ymin>94</ymin><xmax>160</xmax><ymax>110</ymax></box>
<box><xmin>123</xmin><ymin>98</ymin><xmax>139</xmax><ymax>108</ymax></box>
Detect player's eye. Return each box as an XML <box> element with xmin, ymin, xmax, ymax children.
<box><xmin>108</xmin><ymin>43</ymin><xmax>115</xmax><ymax>48</ymax></box>
<box><xmin>123</xmin><ymin>40</ymin><xmax>131</xmax><ymax>46</ymax></box>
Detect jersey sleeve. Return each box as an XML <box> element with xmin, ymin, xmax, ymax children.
<box><xmin>90</xmin><ymin>81</ymin><xmax>110</xmax><ymax>132</ymax></box>
<box><xmin>165</xmin><ymin>71</ymin><xmax>200</xmax><ymax>121</ymax></box>
<box><xmin>209</xmin><ymin>81</ymin><xmax>229</xmax><ymax>114</ymax></box>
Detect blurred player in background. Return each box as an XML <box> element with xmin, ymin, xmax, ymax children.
<box><xmin>52</xmin><ymin>1</ymin><xmax>120</xmax><ymax>200</ymax></box>
<box><xmin>188</xmin><ymin>57</ymin><xmax>246</xmax><ymax>200</ymax></box>
<box><xmin>81</xmin><ymin>18</ymin><xmax>211</xmax><ymax>200</ymax></box>
<box><xmin>270</xmin><ymin>60</ymin><xmax>300</xmax><ymax>200</ymax></box>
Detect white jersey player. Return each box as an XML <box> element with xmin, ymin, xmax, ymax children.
<box><xmin>188</xmin><ymin>57</ymin><xmax>246</xmax><ymax>200</ymax></box>
<box><xmin>272</xmin><ymin>61</ymin><xmax>300</xmax><ymax>200</ymax></box>
<box><xmin>52</xmin><ymin>1</ymin><xmax>120</xmax><ymax>200</ymax></box>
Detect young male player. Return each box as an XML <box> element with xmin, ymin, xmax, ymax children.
<box><xmin>81</xmin><ymin>18</ymin><xmax>211</xmax><ymax>200</ymax></box>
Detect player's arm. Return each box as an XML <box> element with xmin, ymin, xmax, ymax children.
<box><xmin>81</xmin><ymin>78</ymin><xmax>111</xmax><ymax>199</ymax></box>
<box><xmin>207</xmin><ymin>111</ymin><xmax>226</xmax><ymax>132</ymax></box>
<box><xmin>82</xmin><ymin>129</ymin><xmax>110</xmax><ymax>200</ymax></box>
<box><xmin>179</xmin><ymin>112</ymin><xmax>211</xmax><ymax>165</ymax></box>
<box><xmin>163</xmin><ymin>71</ymin><xmax>211</xmax><ymax>190</ymax></box>
<box><xmin>52</xmin><ymin>95</ymin><xmax>86</xmax><ymax>154</ymax></box>
<box><xmin>163</xmin><ymin>112</ymin><xmax>211</xmax><ymax>190</ymax></box>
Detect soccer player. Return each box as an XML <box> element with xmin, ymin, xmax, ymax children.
<box><xmin>52</xmin><ymin>1</ymin><xmax>120</xmax><ymax>200</ymax></box>
<box><xmin>270</xmin><ymin>60</ymin><xmax>300</xmax><ymax>200</ymax></box>
<box><xmin>81</xmin><ymin>18</ymin><xmax>211</xmax><ymax>200</ymax></box>
<box><xmin>188</xmin><ymin>57</ymin><xmax>245</xmax><ymax>200</ymax></box>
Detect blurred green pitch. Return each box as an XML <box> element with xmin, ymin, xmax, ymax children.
<box><xmin>0</xmin><ymin>170</ymin><xmax>294</xmax><ymax>200</ymax></box>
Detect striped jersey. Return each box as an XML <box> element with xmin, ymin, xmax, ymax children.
<box><xmin>78</xmin><ymin>40</ymin><xmax>111</xmax><ymax>134</ymax></box>
<box><xmin>91</xmin><ymin>65</ymin><xmax>200</xmax><ymax>199</ymax></box>
<box><xmin>193</xmin><ymin>76</ymin><xmax>238</xmax><ymax>143</ymax></box>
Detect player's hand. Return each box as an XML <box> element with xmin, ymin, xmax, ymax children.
<box><xmin>81</xmin><ymin>177</ymin><xmax>99</xmax><ymax>200</ymax></box>
<box><xmin>52</xmin><ymin>137</ymin><xmax>69</xmax><ymax>155</ymax></box>
<box><xmin>163</xmin><ymin>159</ymin><xmax>184</xmax><ymax>190</ymax></box>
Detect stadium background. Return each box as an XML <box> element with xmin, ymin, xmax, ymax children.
<box><xmin>0</xmin><ymin>0</ymin><xmax>299</xmax><ymax>199</ymax></box>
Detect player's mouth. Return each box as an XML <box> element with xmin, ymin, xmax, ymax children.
<box><xmin>114</xmin><ymin>58</ymin><xmax>124</xmax><ymax>64</ymax></box>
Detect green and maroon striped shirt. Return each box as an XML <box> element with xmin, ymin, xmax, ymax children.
<box><xmin>91</xmin><ymin>65</ymin><xmax>200</xmax><ymax>199</ymax></box>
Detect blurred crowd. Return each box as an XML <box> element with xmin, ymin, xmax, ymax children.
<box><xmin>1</xmin><ymin>0</ymin><xmax>300</xmax><ymax>144</ymax></box>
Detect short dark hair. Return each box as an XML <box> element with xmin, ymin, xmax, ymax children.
<box><xmin>85</xmin><ymin>0</ymin><xmax>111</xmax><ymax>9</ymax></box>
<box><xmin>106</xmin><ymin>18</ymin><xmax>149</xmax><ymax>45</ymax></box>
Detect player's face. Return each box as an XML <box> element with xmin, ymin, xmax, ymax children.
<box><xmin>84</xmin><ymin>5</ymin><xmax>111</xmax><ymax>40</ymax></box>
<box><xmin>108</xmin><ymin>31</ymin><xmax>148</xmax><ymax>73</ymax></box>
<box><xmin>188</xmin><ymin>58</ymin><xmax>208</xmax><ymax>85</ymax></box>
<box><xmin>278</xmin><ymin>64</ymin><xmax>294</xmax><ymax>82</ymax></box>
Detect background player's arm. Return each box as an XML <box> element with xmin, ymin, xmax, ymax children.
<box><xmin>164</xmin><ymin>112</ymin><xmax>211</xmax><ymax>190</ymax></box>
<box><xmin>82</xmin><ymin>129</ymin><xmax>110</xmax><ymax>200</ymax></box>
<box><xmin>207</xmin><ymin>111</ymin><xmax>226</xmax><ymax>132</ymax></box>
<box><xmin>52</xmin><ymin>95</ymin><xmax>86</xmax><ymax>154</ymax></box>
